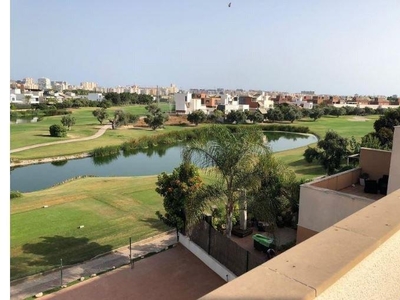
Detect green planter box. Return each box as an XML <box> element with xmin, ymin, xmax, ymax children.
<box><xmin>252</xmin><ymin>234</ymin><xmax>274</xmax><ymax>252</ymax></box>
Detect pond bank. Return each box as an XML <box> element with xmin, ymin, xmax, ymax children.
<box><xmin>10</xmin><ymin>153</ymin><xmax>91</xmax><ymax>168</ymax></box>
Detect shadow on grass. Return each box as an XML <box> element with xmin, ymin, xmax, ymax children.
<box><xmin>33</xmin><ymin>134</ymin><xmax>57</xmax><ymax>137</ymax></box>
<box><xmin>139</xmin><ymin>217</ymin><xmax>169</xmax><ymax>232</ymax></box>
<box><xmin>22</xmin><ymin>235</ymin><xmax>113</xmax><ymax>267</ymax></box>
<box><xmin>287</xmin><ymin>159</ymin><xmax>325</xmax><ymax>177</ymax></box>
<box><xmin>297</xmin><ymin>119</ymin><xmax>315</xmax><ymax>123</ymax></box>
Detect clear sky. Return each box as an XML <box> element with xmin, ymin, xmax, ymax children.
<box><xmin>9</xmin><ymin>0</ymin><xmax>400</xmax><ymax>95</ymax></box>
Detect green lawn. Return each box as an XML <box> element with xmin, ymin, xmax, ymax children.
<box><xmin>10</xmin><ymin>104</ymin><xmax>170</xmax><ymax>151</ymax></box>
<box><xmin>10</xmin><ymin>176</ymin><xmax>169</xmax><ymax>280</ymax></box>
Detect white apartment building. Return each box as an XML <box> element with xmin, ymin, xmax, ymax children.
<box><xmin>10</xmin><ymin>88</ymin><xmax>42</xmax><ymax>104</ymax></box>
<box><xmin>87</xmin><ymin>93</ymin><xmax>104</xmax><ymax>101</ymax></box>
<box><xmin>175</xmin><ymin>92</ymin><xmax>207</xmax><ymax>114</ymax></box>
<box><xmin>81</xmin><ymin>82</ymin><xmax>97</xmax><ymax>91</ymax></box>
<box><xmin>51</xmin><ymin>81</ymin><xmax>69</xmax><ymax>92</ymax></box>
<box><xmin>174</xmin><ymin>92</ymin><xmax>249</xmax><ymax>115</ymax></box>
<box><xmin>38</xmin><ymin>77</ymin><xmax>51</xmax><ymax>90</ymax></box>
<box><xmin>23</xmin><ymin>77</ymin><xmax>38</xmax><ymax>89</ymax></box>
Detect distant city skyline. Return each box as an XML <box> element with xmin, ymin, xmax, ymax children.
<box><xmin>10</xmin><ymin>0</ymin><xmax>400</xmax><ymax>96</ymax></box>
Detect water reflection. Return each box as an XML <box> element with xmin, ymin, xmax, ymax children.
<box><xmin>10</xmin><ymin>132</ymin><xmax>317</xmax><ymax>193</ymax></box>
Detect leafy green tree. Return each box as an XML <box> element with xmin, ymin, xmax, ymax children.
<box><xmin>248</xmin><ymin>111</ymin><xmax>264</xmax><ymax>123</ymax></box>
<box><xmin>183</xmin><ymin>125</ymin><xmax>270</xmax><ymax>237</ymax></box>
<box><xmin>49</xmin><ymin>124</ymin><xmax>67</xmax><ymax>137</ymax></box>
<box><xmin>138</xmin><ymin>94</ymin><xmax>153</xmax><ymax>105</ymax></box>
<box><xmin>109</xmin><ymin>110</ymin><xmax>138</xmax><ymax>129</ymax></box>
<box><xmin>249</xmin><ymin>156</ymin><xmax>305</xmax><ymax>229</ymax></box>
<box><xmin>360</xmin><ymin>107</ymin><xmax>400</xmax><ymax>149</ymax></box>
<box><xmin>98</xmin><ymin>99</ymin><xmax>112</xmax><ymax>108</ymax></box>
<box><xmin>364</xmin><ymin>107</ymin><xmax>375</xmax><ymax>115</ymax></box>
<box><xmin>92</xmin><ymin>108</ymin><xmax>109</xmax><ymax>125</ymax></box>
<box><xmin>330</xmin><ymin>107</ymin><xmax>345</xmax><ymax>118</ymax></box>
<box><xmin>104</xmin><ymin>92</ymin><xmax>121</xmax><ymax>105</ymax></box>
<box><xmin>61</xmin><ymin>115</ymin><xmax>76</xmax><ymax>130</ymax></box>
<box><xmin>208</xmin><ymin>109</ymin><xmax>224</xmax><ymax>123</ymax></box>
<box><xmin>361</xmin><ymin>133</ymin><xmax>385</xmax><ymax>149</ymax></box>
<box><xmin>348</xmin><ymin>136</ymin><xmax>361</xmax><ymax>155</ymax></box>
<box><xmin>303</xmin><ymin>130</ymin><xmax>349</xmax><ymax>175</ymax></box>
<box><xmin>343</xmin><ymin>106</ymin><xmax>355</xmax><ymax>115</ymax></box>
<box><xmin>187</xmin><ymin>110</ymin><xmax>207</xmax><ymax>126</ymax></box>
<box><xmin>266</xmin><ymin>108</ymin><xmax>283</xmax><ymax>122</ymax></box>
<box><xmin>309</xmin><ymin>108</ymin><xmax>323</xmax><ymax>121</ymax></box>
<box><xmin>283</xmin><ymin>107</ymin><xmax>301</xmax><ymax>123</ymax></box>
<box><xmin>226</xmin><ymin>110</ymin><xmax>247</xmax><ymax>124</ymax></box>
<box><xmin>144</xmin><ymin>104</ymin><xmax>169</xmax><ymax>130</ymax></box>
<box><xmin>155</xmin><ymin>162</ymin><xmax>204</xmax><ymax>239</ymax></box>
<box><xmin>353</xmin><ymin>107</ymin><xmax>365</xmax><ymax>116</ymax></box>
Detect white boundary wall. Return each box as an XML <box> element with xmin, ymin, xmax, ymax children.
<box><xmin>178</xmin><ymin>233</ymin><xmax>237</xmax><ymax>282</ymax></box>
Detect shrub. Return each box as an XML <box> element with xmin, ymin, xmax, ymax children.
<box><xmin>49</xmin><ymin>124</ymin><xmax>67</xmax><ymax>137</ymax></box>
<box><xmin>10</xmin><ymin>191</ymin><xmax>22</xmax><ymax>199</ymax></box>
<box><xmin>92</xmin><ymin>145</ymin><xmax>121</xmax><ymax>157</ymax></box>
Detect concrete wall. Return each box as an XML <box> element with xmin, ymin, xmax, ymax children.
<box><xmin>296</xmin><ymin>225</ymin><xmax>319</xmax><ymax>244</ymax></box>
<box><xmin>311</xmin><ymin>168</ymin><xmax>360</xmax><ymax>190</ymax></box>
<box><xmin>178</xmin><ymin>233</ymin><xmax>237</xmax><ymax>282</ymax></box>
<box><xmin>359</xmin><ymin>148</ymin><xmax>391</xmax><ymax>181</ymax></box>
<box><xmin>388</xmin><ymin>126</ymin><xmax>400</xmax><ymax>194</ymax></box>
<box><xmin>298</xmin><ymin>184</ymin><xmax>374</xmax><ymax>235</ymax></box>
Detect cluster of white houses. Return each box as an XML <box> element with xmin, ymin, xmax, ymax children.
<box><xmin>173</xmin><ymin>92</ymin><xmax>400</xmax><ymax>115</ymax></box>
<box><xmin>10</xmin><ymin>79</ymin><xmax>399</xmax><ymax>114</ymax></box>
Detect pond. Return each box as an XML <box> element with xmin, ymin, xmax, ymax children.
<box><xmin>10</xmin><ymin>132</ymin><xmax>317</xmax><ymax>193</ymax></box>
<box><xmin>10</xmin><ymin>117</ymin><xmax>39</xmax><ymax>124</ymax></box>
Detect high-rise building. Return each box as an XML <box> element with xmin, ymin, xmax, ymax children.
<box><xmin>38</xmin><ymin>77</ymin><xmax>51</xmax><ymax>90</ymax></box>
<box><xmin>80</xmin><ymin>82</ymin><xmax>97</xmax><ymax>91</ymax></box>
<box><xmin>23</xmin><ymin>77</ymin><xmax>38</xmax><ymax>89</ymax></box>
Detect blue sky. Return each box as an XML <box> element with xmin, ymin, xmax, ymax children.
<box><xmin>9</xmin><ymin>0</ymin><xmax>400</xmax><ymax>95</ymax></box>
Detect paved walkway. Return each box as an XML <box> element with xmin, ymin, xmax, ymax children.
<box><xmin>10</xmin><ymin>231</ymin><xmax>177</xmax><ymax>300</ymax></box>
<box><xmin>10</xmin><ymin>124</ymin><xmax>111</xmax><ymax>153</ymax></box>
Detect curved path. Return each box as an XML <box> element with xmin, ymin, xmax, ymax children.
<box><xmin>10</xmin><ymin>124</ymin><xmax>111</xmax><ymax>154</ymax></box>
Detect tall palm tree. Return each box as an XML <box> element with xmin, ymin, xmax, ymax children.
<box><xmin>182</xmin><ymin>125</ymin><xmax>270</xmax><ymax>237</ymax></box>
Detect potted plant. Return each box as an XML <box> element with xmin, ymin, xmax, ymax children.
<box><xmin>359</xmin><ymin>172</ymin><xmax>369</xmax><ymax>186</ymax></box>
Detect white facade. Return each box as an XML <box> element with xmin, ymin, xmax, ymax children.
<box><xmin>81</xmin><ymin>82</ymin><xmax>97</xmax><ymax>91</ymax></box>
<box><xmin>175</xmin><ymin>92</ymin><xmax>252</xmax><ymax>114</ymax></box>
<box><xmin>294</xmin><ymin>100</ymin><xmax>314</xmax><ymax>109</ymax></box>
<box><xmin>254</xmin><ymin>93</ymin><xmax>274</xmax><ymax>109</ymax></box>
<box><xmin>10</xmin><ymin>89</ymin><xmax>42</xmax><ymax>104</ymax></box>
<box><xmin>87</xmin><ymin>93</ymin><xmax>104</xmax><ymax>101</ymax></box>
<box><xmin>174</xmin><ymin>92</ymin><xmax>192</xmax><ymax>114</ymax></box>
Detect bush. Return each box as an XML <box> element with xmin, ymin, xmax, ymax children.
<box><xmin>92</xmin><ymin>145</ymin><xmax>121</xmax><ymax>157</ymax></box>
<box><xmin>10</xmin><ymin>191</ymin><xmax>22</xmax><ymax>199</ymax></box>
<box><xmin>49</xmin><ymin>124</ymin><xmax>67</xmax><ymax>137</ymax></box>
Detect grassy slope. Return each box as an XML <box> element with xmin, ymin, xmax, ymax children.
<box><xmin>10</xmin><ymin>104</ymin><xmax>170</xmax><ymax>150</ymax></box>
<box><xmin>10</xmin><ymin>176</ymin><xmax>168</xmax><ymax>280</ymax></box>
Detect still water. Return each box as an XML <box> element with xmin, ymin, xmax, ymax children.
<box><xmin>10</xmin><ymin>132</ymin><xmax>317</xmax><ymax>193</ymax></box>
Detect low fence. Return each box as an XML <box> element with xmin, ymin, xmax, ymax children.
<box><xmin>189</xmin><ymin>220</ymin><xmax>265</xmax><ymax>277</ymax></box>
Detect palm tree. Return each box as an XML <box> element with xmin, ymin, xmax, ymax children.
<box><xmin>182</xmin><ymin>125</ymin><xmax>271</xmax><ymax>237</ymax></box>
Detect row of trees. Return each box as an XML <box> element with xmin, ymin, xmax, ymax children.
<box><xmin>92</xmin><ymin>104</ymin><xmax>169</xmax><ymax>130</ymax></box>
<box><xmin>185</xmin><ymin>104</ymin><xmax>389</xmax><ymax>126</ymax></box>
<box><xmin>103</xmin><ymin>92</ymin><xmax>154</xmax><ymax>106</ymax></box>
